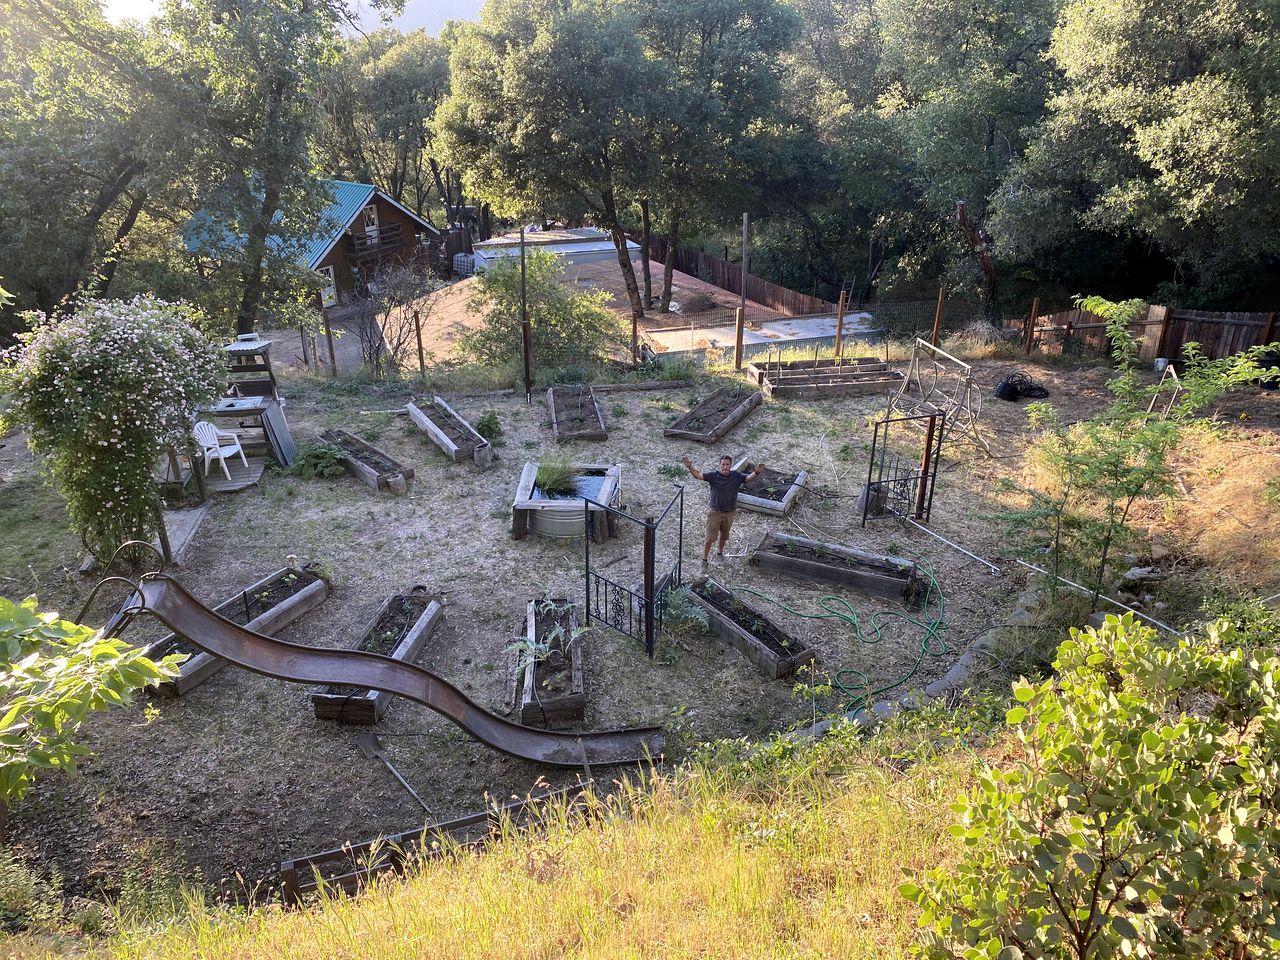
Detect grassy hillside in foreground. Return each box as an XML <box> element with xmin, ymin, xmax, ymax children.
<box><xmin>13</xmin><ymin>712</ymin><xmax>994</xmax><ymax>960</ymax></box>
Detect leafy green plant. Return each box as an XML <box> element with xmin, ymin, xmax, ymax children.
<box><xmin>904</xmin><ymin>613</ymin><xmax>1280</xmax><ymax>959</ymax></box>
<box><xmin>288</xmin><ymin>441</ymin><xmax>347</xmax><ymax>480</ymax></box>
<box><xmin>0</xmin><ymin>296</ymin><xmax>225</xmax><ymax>561</ymax></box>
<box><xmin>0</xmin><ymin>595</ymin><xmax>181</xmax><ymax>803</ymax></box>
<box><xmin>657</xmin><ymin>587</ymin><xmax>710</xmax><ymax>639</ymax></box>
<box><xmin>658</xmin><ymin>463</ymin><xmax>687</xmax><ymax>481</ymax></box>
<box><xmin>474</xmin><ymin>410</ymin><xmax>503</xmax><ymax>445</ymax></box>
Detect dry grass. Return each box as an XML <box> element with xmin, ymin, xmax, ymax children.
<box><xmin>1139</xmin><ymin>423</ymin><xmax>1280</xmax><ymax>593</ymax></box>
<box><xmin>16</xmin><ymin>725</ymin><xmax>974</xmax><ymax>960</ymax></box>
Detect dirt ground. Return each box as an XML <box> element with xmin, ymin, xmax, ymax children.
<box><xmin>5</xmin><ymin>350</ymin><xmax>1280</xmax><ymax>903</ymax></box>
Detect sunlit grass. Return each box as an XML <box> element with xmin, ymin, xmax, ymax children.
<box><xmin>25</xmin><ymin>723</ymin><xmax>978</xmax><ymax>960</ymax></box>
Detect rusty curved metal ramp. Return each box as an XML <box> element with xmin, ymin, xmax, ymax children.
<box><xmin>115</xmin><ymin>575</ymin><xmax>663</xmax><ymax>768</ymax></box>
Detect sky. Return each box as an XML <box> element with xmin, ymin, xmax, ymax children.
<box><xmin>101</xmin><ymin>0</ymin><xmax>483</xmax><ymax>35</ymax></box>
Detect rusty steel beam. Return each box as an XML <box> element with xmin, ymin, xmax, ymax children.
<box><xmin>110</xmin><ymin>575</ymin><xmax>664</xmax><ymax>768</ymax></box>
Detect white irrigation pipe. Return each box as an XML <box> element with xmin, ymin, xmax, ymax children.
<box><xmin>1014</xmin><ymin>559</ymin><xmax>1184</xmax><ymax>636</ymax></box>
<box><xmin>891</xmin><ymin>511</ymin><xmax>1001</xmax><ymax>574</ymax></box>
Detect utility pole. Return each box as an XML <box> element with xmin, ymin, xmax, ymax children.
<box><xmin>520</xmin><ymin>225</ymin><xmax>533</xmax><ymax>404</ymax></box>
<box><xmin>740</xmin><ymin>213</ymin><xmax>749</xmax><ymax>314</ymax></box>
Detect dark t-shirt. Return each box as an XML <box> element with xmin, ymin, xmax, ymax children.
<box><xmin>705</xmin><ymin>469</ymin><xmax>748</xmax><ymax>512</ymax></box>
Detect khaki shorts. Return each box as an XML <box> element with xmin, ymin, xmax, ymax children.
<box><xmin>705</xmin><ymin>510</ymin><xmax>735</xmax><ymax>542</ymax></box>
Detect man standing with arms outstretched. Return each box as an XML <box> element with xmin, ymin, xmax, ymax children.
<box><xmin>681</xmin><ymin>454</ymin><xmax>765</xmax><ymax>567</ymax></box>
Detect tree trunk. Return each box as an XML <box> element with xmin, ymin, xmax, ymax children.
<box><xmin>92</xmin><ymin>189</ymin><xmax>147</xmax><ymax>297</ymax></box>
<box><xmin>639</xmin><ymin>199</ymin><xmax>653</xmax><ymax>307</ymax></box>
<box><xmin>659</xmin><ymin>215</ymin><xmax>680</xmax><ymax>313</ymax></box>
<box><xmin>956</xmin><ymin>201</ymin><xmax>997</xmax><ymax>306</ymax></box>
<box><xmin>45</xmin><ymin>155</ymin><xmax>145</xmax><ymax>309</ymax></box>
<box><xmin>236</xmin><ymin>184</ymin><xmax>281</xmax><ymax>336</ymax></box>
<box><xmin>599</xmin><ymin>183</ymin><xmax>644</xmax><ymax>360</ymax></box>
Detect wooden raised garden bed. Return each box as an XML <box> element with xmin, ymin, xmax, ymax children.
<box><xmin>547</xmin><ymin>385</ymin><xmax>607</xmax><ymax>441</ymax></box>
<box><xmin>745</xmin><ymin>355</ymin><xmax>887</xmax><ymax>385</ymax></box>
<box><xmin>406</xmin><ymin>395</ymin><xmax>494</xmax><ymax>469</ymax></box>
<box><xmin>760</xmin><ymin>367</ymin><xmax>905</xmax><ymax>400</ymax></box>
<box><xmin>512</xmin><ymin>461</ymin><xmax>622</xmax><ymax>543</ymax></box>
<box><xmin>686</xmin><ymin>577</ymin><xmax>814</xmax><ymax>680</ymax></box>
<box><xmin>278</xmin><ymin>783</ymin><xmax>588</xmax><ymax>905</ymax></box>
<box><xmin>662</xmin><ymin>386</ymin><xmax>762</xmax><ymax>444</ymax></box>
<box><xmin>749</xmin><ymin>531</ymin><xmax>924</xmax><ymax>605</ymax></box>
<box><xmin>731</xmin><ymin>456</ymin><xmax>807</xmax><ymax>517</ymax></box>
<box><xmin>320</xmin><ymin>429</ymin><xmax>415</xmax><ymax>494</ymax></box>
<box><xmin>311</xmin><ymin>595</ymin><xmax>444</xmax><ymax>725</ymax></box>
<box><xmin>144</xmin><ymin>567</ymin><xmax>330</xmax><ymax>697</ymax></box>
<box><xmin>517</xmin><ymin>597</ymin><xmax>586</xmax><ymax>726</ymax></box>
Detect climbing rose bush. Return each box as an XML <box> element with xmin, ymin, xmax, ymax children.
<box><xmin>0</xmin><ymin>296</ymin><xmax>226</xmax><ymax>560</ymax></box>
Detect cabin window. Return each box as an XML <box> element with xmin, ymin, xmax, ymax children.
<box><xmin>318</xmin><ymin>265</ymin><xmax>337</xmax><ymax>307</ymax></box>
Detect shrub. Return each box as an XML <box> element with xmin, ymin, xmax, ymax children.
<box><xmin>904</xmin><ymin>613</ymin><xmax>1280</xmax><ymax>959</ymax></box>
<box><xmin>0</xmin><ymin>296</ymin><xmax>225</xmax><ymax>561</ymax></box>
<box><xmin>458</xmin><ymin>250</ymin><xmax>623</xmax><ymax>368</ymax></box>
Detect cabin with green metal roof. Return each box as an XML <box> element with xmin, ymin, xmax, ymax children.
<box><xmin>186</xmin><ymin>179</ymin><xmax>443</xmax><ymax>308</ymax></box>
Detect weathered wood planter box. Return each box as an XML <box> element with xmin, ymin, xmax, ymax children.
<box><xmin>279</xmin><ymin>783</ymin><xmax>588</xmax><ymax>905</ymax></box>
<box><xmin>663</xmin><ymin>387</ymin><xmax>762</xmax><ymax>444</ymax></box>
<box><xmin>406</xmin><ymin>395</ymin><xmax>494</xmax><ymax>469</ymax></box>
<box><xmin>144</xmin><ymin>567</ymin><xmax>330</xmax><ymax>697</ymax></box>
<box><xmin>518</xmin><ymin>597</ymin><xmax>586</xmax><ymax>726</ymax></box>
<box><xmin>512</xmin><ymin>462</ymin><xmax>622</xmax><ymax>543</ymax></box>
<box><xmin>761</xmin><ymin>368</ymin><xmax>905</xmax><ymax>400</ymax></box>
<box><xmin>749</xmin><ymin>531</ymin><xmax>924</xmax><ymax>605</ymax></box>
<box><xmin>745</xmin><ymin>355</ymin><xmax>887</xmax><ymax>385</ymax></box>
<box><xmin>731</xmin><ymin>457</ymin><xmax>807</xmax><ymax>517</ymax></box>
<box><xmin>311</xmin><ymin>595</ymin><xmax>444</xmax><ymax>725</ymax></box>
<box><xmin>321</xmin><ymin>429</ymin><xmax>415</xmax><ymax>494</ymax></box>
<box><xmin>547</xmin><ymin>385</ymin><xmax>607</xmax><ymax>441</ymax></box>
<box><xmin>687</xmin><ymin>577</ymin><xmax>814</xmax><ymax>680</ymax></box>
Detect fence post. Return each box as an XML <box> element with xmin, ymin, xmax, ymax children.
<box><xmin>734</xmin><ymin>307</ymin><xmax>745</xmax><ymax>371</ymax></box>
<box><xmin>323</xmin><ymin>314</ymin><xmax>337</xmax><ymax>376</ymax></box>
<box><xmin>930</xmin><ymin>287</ymin><xmax>946</xmax><ymax>346</ymax></box>
<box><xmin>1263</xmin><ymin>312</ymin><xmax>1277</xmax><ymax>347</ymax></box>
<box><xmin>834</xmin><ymin>290</ymin><xmax>847</xmax><ymax>356</ymax></box>
<box><xmin>642</xmin><ymin>518</ymin><xmax>656</xmax><ymax>658</ymax></box>
<box><xmin>1023</xmin><ymin>297</ymin><xmax>1040</xmax><ymax>355</ymax></box>
<box><xmin>413</xmin><ymin>309</ymin><xmax>425</xmax><ymax>377</ymax></box>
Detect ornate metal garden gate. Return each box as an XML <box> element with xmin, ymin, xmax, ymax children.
<box><xmin>861</xmin><ymin>412</ymin><xmax>944</xmax><ymax>525</ymax></box>
<box><xmin>582</xmin><ymin>485</ymin><xmax>684</xmax><ymax>657</ymax></box>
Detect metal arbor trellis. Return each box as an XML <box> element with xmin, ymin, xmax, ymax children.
<box><xmin>891</xmin><ymin>338</ymin><xmax>991</xmax><ymax>454</ymax></box>
<box><xmin>582</xmin><ymin>485</ymin><xmax>685</xmax><ymax>657</ymax></box>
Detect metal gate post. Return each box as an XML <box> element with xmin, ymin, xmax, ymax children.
<box><xmin>583</xmin><ymin>502</ymin><xmax>592</xmax><ymax>626</ymax></box>
<box><xmin>915</xmin><ymin>414</ymin><xmax>937</xmax><ymax>520</ymax></box>
<box><xmin>642</xmin><ymin>516</ymin><xmax>656</xmax><ymax>658</ymax></box>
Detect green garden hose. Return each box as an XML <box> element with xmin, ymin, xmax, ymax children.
<box><xmin>727</xmin><ymin>552</ymin><xmax>947</xmax><ymax>714</ymax></box>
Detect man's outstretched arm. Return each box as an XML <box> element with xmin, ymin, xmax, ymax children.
<box><xmin>680</xmin><ymin>455</ymin><xmax>704</xmax><ymax>481</ymax></box>
<box><xmin>746</xmin><ymin>461</ymin><xmax>766</xmax><ymax>482</ymax></box>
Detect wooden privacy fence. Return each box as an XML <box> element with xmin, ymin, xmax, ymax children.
<box><xmin>636</xmin><ymin>234</ymin><xmax>837</xmax><ymax>317</ymax></box>
<box><xmin>1012</xmin><ymin>305</ymin><xmax>1279</xmax><ymax>362</ymax></box>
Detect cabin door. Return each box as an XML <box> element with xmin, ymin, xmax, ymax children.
<box><xmin>361</xmin><ymin>204</ymin><xmax>380</xmax><ymax>244</ymax></box>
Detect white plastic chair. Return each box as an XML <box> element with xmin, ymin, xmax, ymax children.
<box><xmin>193</xmin><ymin>421</ymin><xmax>247</xmax><ymax>480</ymax></box>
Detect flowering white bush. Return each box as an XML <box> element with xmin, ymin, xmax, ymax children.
<box><xmin>0</xmin><ymin>296</ymin><xmax>226</xmax><ymax>560</ymax></box>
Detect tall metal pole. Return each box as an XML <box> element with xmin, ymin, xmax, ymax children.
<box><xmin>520</xmin><ymin>225</ymin><xmax>533</xmax><ymax>403</ymax></box>
<box><xmin>740</xmin><ymin>213</ymin><xmax>749</xmax><ymax>314</ymax></box>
